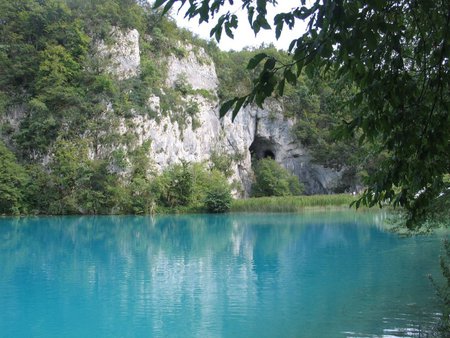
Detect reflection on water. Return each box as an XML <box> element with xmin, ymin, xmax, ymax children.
<box><xmin>0</xmin><ymin>211</ymin><xmax>445</xmax><ymax>337</ymax></box>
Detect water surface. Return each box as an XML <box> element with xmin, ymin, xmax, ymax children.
<box><xmin>0</xmin><ymin>211</ymin><xmax>446</xmax><ymax>337</ymax></box>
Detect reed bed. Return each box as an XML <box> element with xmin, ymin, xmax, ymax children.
<box><xmin>231</xmin><ymin>194</ymin><xmax>357</xmax><ymax>213</ymax></box>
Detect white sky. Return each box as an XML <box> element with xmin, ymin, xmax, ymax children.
<box><xmin>169</xmin><ymin>2</ymin><xmax>306</xmax><ymax>51</ymax></box>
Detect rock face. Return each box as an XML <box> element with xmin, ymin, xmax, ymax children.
<box><xmin>95</xmin><ymin>28</ymin><xmax>141</xmax><ymax>80</ymax></box>
<box><xmin>221</xmin><ymin>103</ymin><xmax>342</xmax><ymax>195</ymax></box>
<box><xmin>166</xmin><ymin>44</ymin><xmax>219</xmax><ymax>91</ymax></box>
<box><xmin>120</xmin><ymin>95</ymin><xmax>222</xmax><ymax>170</ymax></box>
<box><xmin>100</xmin><ymin>29</ymin><xmax>343</xmax><ymax>195</ymax></box>
<box><xmin>103</xmin><ymin>30</ymin><xmax>342</xmax><ymax>196</ymax></box>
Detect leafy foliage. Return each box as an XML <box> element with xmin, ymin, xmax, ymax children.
<box><xmin>152</xmin><ymin>162</ymin><xmax>233</xmax><ymax>212</ymax></box>
<box><xmin>48</xmin><ymin>138</ymin><xmax>108</xmax><ymax>214</ymax></box>
<box><xmin>430</xmin><ymin>240</ymin><xmax>450</xmax><ymax>335</ymax></box>
<box><xmin>0</xmin><ymin>0</ymin><xmax>171</xmax><ymax>159</ymax></box>
<box><xmin>209</xmin><ymin>146</ymin><xmax>237</xmax><ymax>178</ymax></box>
<box><xmin>0</xmin><ymin>0</ymin><xmax>240</xmax><ymax>216</ymax></box>
<box><xmin>252</xmin><ymin>158</ymin><xmax>303</xmax><ymax>197</ymax></box>
<box><xmin>204</xmin><ymin>181</ymin><xmax>232</xmax><ymax>213</ymax></box>
<box><xmin>155</xmin><ymin>0</ymin><xmax>450</xmax><ymax>227</ymax></box>
<box><xmin>156</xmin><ymin>161</ymin><xmax>194</xmax><ymax>208</ymax></box>
<box><xmin>7</xmin><ymin>0</ymin><xmax>443</xmax><ymax>220</ymax></box>
<box><xmin>207</xmin><ymin>45</ymin><xmax>367</xmax><ymax>192</ymax></box>
<box><xmin>0</xmin><ymin>141</ymin><xmax>29</xmax><ymax>214</ymax></box>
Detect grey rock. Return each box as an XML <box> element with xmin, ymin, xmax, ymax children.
<box><xmin>113</xmin><ymin>38</ymin><xmax>343</xmax><ymax>195</ymax></box>
<box><xmin>95</xmin><ymin>28</ymin><xmax>140</xmax><ymax>80</ymax></box>
<box><xmin>166</xmin><ymin>44</ymin><xmax>218</xmax><ymax>91</ymax></box>
<box><xmin>2</xmin><ymin>28</ymin><xmax>346</xmax><ymax>197</ymax></box>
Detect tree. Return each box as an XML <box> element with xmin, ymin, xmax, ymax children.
<box><xmin>203</xmin><ymin>169</ymin><xmax>233</xmax><ymax>213</ymax></box>
<box><xmin>252</xmin><ymin>158</ymin><xmax>303</xmax><ymax>197</ymax></box>
<box><xmin>204</xmin><ymin>183</ymin><xmax>232</xmax><ymax>213</ymax></box>
<box><xmin>157</xmin><ymin>160</ymin><xmax>194</xmax><ymax>207</ymax></box>
<box><xmin>429</xmin><ymin>239</ymin><xmax>450</xmax><ymax>335</ymax></box>
<box><xmin>0</xmin><ymin>141</ymin><xmax>29</xmax><ymax>214</ymax></box>
<box><xmin>154</xmin><ymin>0</ymin><xmax>450</xmax><ymax>227</ymax></box>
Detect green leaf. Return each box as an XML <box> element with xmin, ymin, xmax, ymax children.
<box><xmin>256</xmin><ymin>0</ymin><xmax>266</xmax><ymax>11</ymax></box>
<box><xmin>232</xmin><ymin>97</ymin><xmax>246</xmax><ymax>122</ymax></box>
<box><xmin>366</xmin><ymin>30</ymin><xmax>377</xmax><ymax>50</ymax></box>
<box><xmin>198</xmin><ymin>4</ymin><xmax>210</xmax><ymax>22</ymax></box>
<box><xmin>288</xmin><ymin>39</ymin><xmax>298</xmax><ymax>52</ymax></box>
<box><xmin>253</xmin><ymin>20</ymin><xmax>261</xmax><ymax>34</ymax></box>
<box><xmin>371</xmin><ymin>0</ymin><xmax>386</xmax><ymax>10</ymax></box>
<box><xmin>320</xmin><ymin>42</ymin><xmax>333</xmax><ymax>59</ymax></box>
<box><xmin>247</xmin><ymin>53</ymin><xmax>268</xmax><ymax>70</ymax></box>
<box><xmin>229</xmin><ymin>14</ymin><xmax>238</xmax><ymax>28</ymax></box>
<box><xmin>274</xmin><ymin>13</ymin><xmax>284</xmax><ymax>26</ymax></box>
<box><xmin>224</xmin><ymin>24</ymin><xmax>234</xmax><ymax>39</ymax></box>
<box><xmin>161</xmin><ymin>1</ymin><xmax>175</xmax><ymax>15</ymax></box>
<box><xmin>219</xmin><ymin>98</ymin><xmax>237</xmax><ymax>117</ymax></box>
<box><xmin>277</xmin><ymin>78</ymin><xmax>285</xmax><ymax>96</ymax></box>
<box><xmin>214</xmin><ymin>26</ymin><xmax>222</xmax><ymax>41</ymax></box>
<box><xmin>255</xmin><ymin>91</ymin><xmax>265</xmax><ymax>108</ymax></box>
<box><xmin>209</xmin><ymin>26</ymin><xmax>217</xmax><ymax>38</ymax></box>
<box><xmin>284</xmin><ymin>68</ymin><xmax>297</xmax><ymax>85</ymax></box>
<box><xmin>248</xmin><ymin>6</ymin><xmax>255</xmax><ymax>26</ymax></box>
<box><xmin>275</xmin><ymin>22</ymin><xmax>283</xmax><ymax>39</ymax></box>
<box><xmin>153</xmin><ymin>0</ymin><xmax>167</xmax><ymax>9</ymax></box>
<box><xmin>257</xmin><ymin>15</ymin><xmax>271</xmax><ymax>30</ymax></box>
<box><xmin>296</xmin><ymin>59</ymin><xmax>305</xmax><ymax>76</ymax></box>
<box><xmin>210</xmin><ymin>16</ymin><xmax>225</xmax><ymax>41</ymax></box>
<box><xmin>263</xmin><ymin>58</ymin><xmax>276</xmax><ymax>71</ymax></box>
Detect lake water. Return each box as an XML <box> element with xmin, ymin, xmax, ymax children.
<box><xmin>0</xmin><ymin>211</ymin><xmax>446</xmax><ymax>337</ymax></box>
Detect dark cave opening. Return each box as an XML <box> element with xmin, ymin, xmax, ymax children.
<box><xmin>249</xmin><ymin>136</ymin><xmax>277</xmax><ymax>162</ymax></box>
<box><xmin>263</xmin><ymin>150</ymin><xmax>275</xmax><ymax>159</ymax></box>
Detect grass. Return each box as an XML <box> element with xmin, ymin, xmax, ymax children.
<box><xmin>153</xmin><ymin>194</ymin><xmax>365</xmax><ymax>215</ymax></box>
<box><xmin>230</xmin><ymin>194</ymin><xmax>358</xmax><ymax>213</ymax></box>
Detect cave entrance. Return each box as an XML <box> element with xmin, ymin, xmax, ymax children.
<box><xmin>250</xmin><ymin>136</ymin><xmax>277</xmax><ymax>162</ymax></box>
<box><xmin>263</xmin><ymin>150</ymin><xmax>275</xmax><ymax>159</ymax></box>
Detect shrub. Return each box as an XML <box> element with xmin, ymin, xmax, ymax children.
<box><xmin>0</xmin><ymin>141</ymin><xmax>29</xmax><ymax>214</ymax></box>
<box><xmin>209</xmin><ymin>149</ymin><xmax>234</xmax><ymax>177</ymax></box>
<box><xmin>204</xmin><ymin>183</ymin><xmax>232</xmax><ymax>213</ymax></box>
<box><xmin>252</xmin><ymin>158</ymin><xmax>303</xmax><ymax>197</ymax></box>
<box><xmin>430</xmin><ymin>240</ymin><xmax>450</xmax><ymax>336</ymax></box>
<box><xmin>157</xmin><ymin>160</ymin><xmax>193</xmax><ymax>207</ymax></box>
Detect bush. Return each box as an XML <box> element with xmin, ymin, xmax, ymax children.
<box><xmin>252</xmin><ymin>158</ymin><xmax>303</xmax><ymax>197</ymax></box>
<box><xmin>153</xmin><ymin>162</ymin><xmax>233</xmax><ymax>212</ymax></box>
<box><xmin>0</xmin><ymin>141</ymin><xmax>29</xmax><ymax>214</ymax></box>
<box><xmin>156</xmin><ymin>161</ymin><xmax>193</xmax><ymax>207</ymax></box>
<box><xmin>209</xmin><ymin>149</ymin><xmax>234</xmax><ymax>177</ymax></box>
<box><xmin>430</xmin><ymin>240</ymin><xmax>450</xmax><ymax>336</ymax></box>
<box><xmin>204</xmin><ymin>184</ymin><xmax>232</xmax><ymax>213</ymax></box>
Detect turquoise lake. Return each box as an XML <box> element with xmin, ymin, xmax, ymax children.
<box><xmin>0</xmin><ymin>211</ymin><xmax>447</xmax><ymax>337</ymax></box>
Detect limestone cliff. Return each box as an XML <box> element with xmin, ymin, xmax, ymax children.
<box><xmin>95</xmin><ymin>28</ymin><xmax>141</xmax><ymax>80</ymax></box>
<box><xmin>1</xmin><ymin>27</ymin><xmax>344</xmax><ymax>196</ymax></box>
<box><xmin>95</xmin><ymin>28</ymin><xmax>344</xmax><ymax>195</ymax></box>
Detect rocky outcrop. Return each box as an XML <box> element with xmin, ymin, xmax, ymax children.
<box><xmin>95</xmin><ymin>28</ymin><xmax>141</xmax><ymax>80</ymax></box>
<box><xmin>4</xmin><ymin>28</ymin><xmax>337</xmax><ymax>196</ymax></box>
<box><xmin>98</xmin><ymin>30</ymin><xmax>343</xmax><ymax>196</ymax></box>
<box><xmin>221</xmin><ymin>103</ymin><xmax>343</xmax><ymax>195</ymax></box>
<box><xmin>120</xmin><ymin>94</ymin><xmax>222</xmax><ymax>170</ymax></box>
<box><xmin>166</xmin><ymin>44</ymin><xmax>218</xmax><ymax>91</ymax></box>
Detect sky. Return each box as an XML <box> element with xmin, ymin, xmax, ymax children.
<box><xmin>169</xmin><ymin>2</ymin><xmax>306</xmax><ymax>51</ymax></box>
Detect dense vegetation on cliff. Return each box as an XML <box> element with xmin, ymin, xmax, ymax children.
<box><xmin>0</xmin><ymin>0</ymin><xmax>222</xmax><ymax>214</ymax></box>
<box><xmin>156</xmin><ymin>0</ymin><xmax>450</xmax><ymax>228</ymax></box>
<box><xmin>0</xmin><ymin>0</ymin><xmax>380</xmax><ymax>215</ymax></box>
